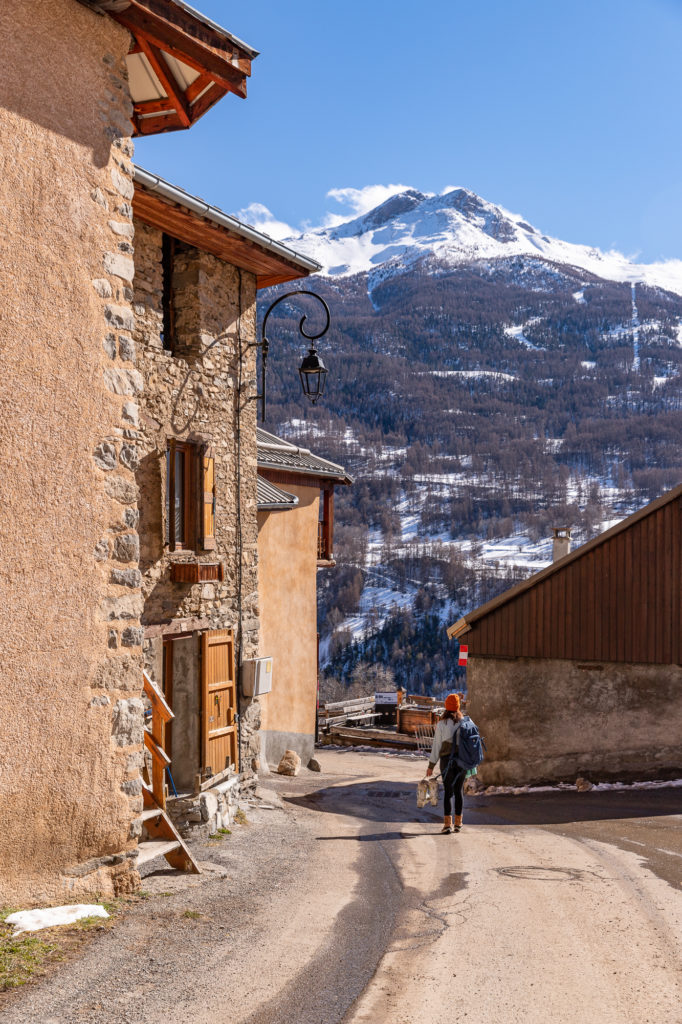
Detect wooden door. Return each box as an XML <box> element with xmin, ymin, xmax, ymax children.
<box><xmin>201</xmin><ymin>629</ymin><xmax>238</xmax><ymax>777</ymax></box>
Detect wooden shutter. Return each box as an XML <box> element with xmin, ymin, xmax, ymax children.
<box><xmin>202</xmin><ymin>446</ymin><xmax>216</xmax><ymax>550</ymax></box>
<box><xmin>167</xmin><ymin>439</ymin><xmax>177</xmax><ymax>551</ymax></box>
<box><xmin>201</xmin><ymin>629</ymin><xmax>237</xmax><ymax>776</ymax></box>
<box><xmin>319</xmin><ymin>485</ymin><xmax>334</xmax><ymax>560</ymax></box>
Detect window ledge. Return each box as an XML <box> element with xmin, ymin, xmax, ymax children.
<box><xmin>317</xmin><ymin>558</ymin><xmax>336</xmax><ymax>568</ymax></box>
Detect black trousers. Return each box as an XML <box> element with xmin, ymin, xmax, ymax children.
<box><xmin>440</xmin><ymin>756</ymin><xmax>465</xmax><ymax>818</ymax></box>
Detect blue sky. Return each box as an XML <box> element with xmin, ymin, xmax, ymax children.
<box><xmin>135</xmin><ymin>0</ymin><xmax>682</xmax><ymax>262</ymax></box>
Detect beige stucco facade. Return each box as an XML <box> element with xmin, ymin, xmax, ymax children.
<box><xmin>0</xmin><ymin>0</ymin><xmax>143</xmax><ymax>903</ymax></box>
<box><xmin>258</xmin><ymin>483</ymin><xmax>321</xmax><ymax>766</ymax></box>
<box><xmin>468</xmin><ymin>656</ymin><xmax>682</xmax><ymax>786</ymax></box>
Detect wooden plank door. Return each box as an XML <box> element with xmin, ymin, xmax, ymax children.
<box><xmin>201</xmin><ymin>629</ymin><xmax>237</xmax><ymax>777</ymax></box>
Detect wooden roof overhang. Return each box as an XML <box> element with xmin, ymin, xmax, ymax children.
<box><xmin>81</xmin><ymin>0</ymin><xmax>258</xmax><ymax>135</ymax></box>
<box><xmin>133</xmin><ymin>167</ymin><xmax>321</xmax><ymax>289</ymax></box>
<box><xmin>447</xmin><ymin>483</ymin><xmax>682</xmax><ymax>666</ymax></box>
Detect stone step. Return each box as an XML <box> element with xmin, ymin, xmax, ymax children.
<box><xmin>136</xmin><ymin>839</ymin><xmax>181</xmax><ymax>867</ymax></box>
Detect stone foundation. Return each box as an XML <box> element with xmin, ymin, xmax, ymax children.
<box><xmin>168</xmin><ymin>773</ymin><xmax>258</xmax><ymax>838</ymax></box>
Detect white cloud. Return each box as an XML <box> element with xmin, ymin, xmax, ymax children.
<box><xmin>235</xmin><ymin>183</ymin><xmax>418</xmax><ymax>238</ymax></box>
<box><xmin>324</xmin><ymin>183</ymin><xmax>413</xmax><ymax>226</ymax></box>
<box><xmin>233</xmin><ymin>202</ymin><xmax>295</xmax><ymax>241</ymax></box>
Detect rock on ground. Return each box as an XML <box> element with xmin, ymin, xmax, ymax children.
<box><xmin>277</xmin><ymin>749</ymin><xmax>301</xmax><ymax>776</ymax></box>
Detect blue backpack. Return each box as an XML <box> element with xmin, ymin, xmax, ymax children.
<box><xmin>447</xmin><ymin>716</ymin><xmax>486</xmax><ymax>773</ymax></box>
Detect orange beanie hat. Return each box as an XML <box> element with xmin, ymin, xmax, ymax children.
<box><xmin>444</xmin><ymin>693</ymin><xmax>460</xmax><ymax>712</ymax></box>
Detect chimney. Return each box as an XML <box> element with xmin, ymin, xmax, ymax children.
<box><xmin>552</xmin><ymin>527</ymin><xmax>571</xmax><ymax>562</ymax></box>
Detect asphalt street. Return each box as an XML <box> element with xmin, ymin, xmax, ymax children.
<box><xmin>259</xmin><ymin>750</ymin><xmax>682</xmax><ymax>1024</ymax></box>
<box><xmin>3</xmin><ymin>749</ymin><xmax>680</xmax><ymax>1024</ymax></box>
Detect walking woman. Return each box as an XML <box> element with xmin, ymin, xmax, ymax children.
<box><xmin>425</xmin><ymin>693</ymin><xmax>465</xmax><ymax>834</ymax></box>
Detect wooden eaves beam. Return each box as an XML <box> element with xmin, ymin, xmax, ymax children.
<box><xmin>132</xmin><ymin>187</ymin><xmax>314</xmax><ymax>287</ymax></box>
<box><xmin>134</xmin><ymin>111</ymin><xmax>185</xmax><ymax>135</ymax></box>
<box><xmin>115</xmin><ymin>1</ymin><xmax>250</xmax><ymax>98</ymax></box>
<box><xmin>189</xmin><ymin>82</ymin><xmax>227</xmax><ymax>122</ymax></box>
<box><xmin>135</xmin><ymin>33</ymin><xmax>192</xmax><ymax>127</ymax></box>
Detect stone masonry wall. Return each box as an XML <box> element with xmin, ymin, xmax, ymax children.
<box><xmin>0</xmin><ymin>0</ymin><xmax>144</xmax><ymax>904</ymax></box>
<box><xmin>468</xmin><ymin>656</ymin><xmax>682</xmax><ymax>786</ymax></box>
<box><xmin>133</xmin><ymin>220</ymin><xmax>261</xmax><ymax>776</ymax></box>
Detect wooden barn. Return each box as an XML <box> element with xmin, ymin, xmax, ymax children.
<box><xmin>448</xmin><ymin>484</ymin><xmax>682</xmax><ymax>786</ymax></box>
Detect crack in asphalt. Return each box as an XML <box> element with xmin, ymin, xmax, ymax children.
<box><xmin>389</xmin><ymin>891</ymin><xmax>473</xmax><ymax>952</ymax></box>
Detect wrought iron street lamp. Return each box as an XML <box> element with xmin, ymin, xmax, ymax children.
<box><xmin>259</xmin><ymin>290</ymin><xmax>330</xmax><ymax>422</ymax></box>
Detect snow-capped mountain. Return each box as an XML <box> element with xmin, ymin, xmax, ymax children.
<box><xmin>285</xmin><ymin>187</ymin><xmax>682</xmax><ymax>297</ymax></box>
<box><xmin>259</xmin><ymin>187</ymin><xmax>682</xmax><ymax>695</ymax></box>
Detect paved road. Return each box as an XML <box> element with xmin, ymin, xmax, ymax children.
<box><xmin>4</xmin><ymin>749</ymin><xmax>680</xmax><ymax>1024</ymax></box>
<box><xmin>251</xmin><ymin>749</ymin><xmax>682</xmax><ymax>1024</ymax></box>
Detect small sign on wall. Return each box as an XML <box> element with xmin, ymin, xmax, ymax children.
<box><xmin>375</xmin><ymin>691</ymin><xmax>398</xmax><ymax>705</ymax></box>
<box><xmin>458</xmin><ymin>644</ymin><xmax>469</xmax><ymax>667</ymax></box>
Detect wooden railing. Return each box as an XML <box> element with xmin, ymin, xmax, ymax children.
<box><xmin>143</xmin><ymin>671</ymin><xmax>174</xmax><ymax>809</ymax></box>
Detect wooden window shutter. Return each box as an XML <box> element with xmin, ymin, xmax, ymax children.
<box><xmin>202</xmin><ymin>445</ymin><xmax>216</xmax><ymax>550</ymax></box>
<box><xmin>167</xmin><ymin>438</ymin><xmax>177</xmax><ymax>551</ymax></box>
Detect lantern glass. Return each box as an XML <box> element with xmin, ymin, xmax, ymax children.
<box><xmin>298</xmin><ymin>346</ymin><xmax>328</xmax><ymax>404</ymax></box>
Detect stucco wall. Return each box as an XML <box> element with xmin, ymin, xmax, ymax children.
<box><xmin>468</xmin><ymin>656</ymin><xmax>682</xmax><ymax>786</ymax></box>
<box><xmin>133</xmin><ymin>221</ymin><xmax>261</xmax><ymax>774</ymax></box>
<box><xmin>257</xmin><ymin>483</ymin><xmax>320</xmax><ymax>766</ymax></box>
<box><xmin>0</xmin><ymin>0</ymin><xmax>143</xmax><ymax>903</ymax></box>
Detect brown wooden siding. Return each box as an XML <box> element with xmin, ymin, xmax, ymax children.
<box><xmin>466</xmin><ymin>493</ymin><xmax>682</xmax><ymax>664</ymax></box>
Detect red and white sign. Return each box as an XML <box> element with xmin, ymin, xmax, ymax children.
<box><xmin>458</xmin><ymin>644</ymin><xmax>469</xmax><ymax>666</ymax></box>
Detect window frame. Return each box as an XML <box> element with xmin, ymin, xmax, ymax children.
<box><xmin>166</xmin><ymin>439</ymin><xmax>195</xmax><ymax>551</ymax></box>
<box><xmin>165</xmin><ymin>439</ymin><xmax>217</xmax><ymax>553</ymax></box>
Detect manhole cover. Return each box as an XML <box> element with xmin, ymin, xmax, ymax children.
<box><xmin>496</xmin><ymin>865</ymin><xmax>584</xmax><ymax>881</ymax></box>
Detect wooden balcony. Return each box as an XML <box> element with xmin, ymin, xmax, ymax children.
<box><xmin>317</xmin><ymin>520</ymin><xmax>335</xmax><ymax>565</ymax></box>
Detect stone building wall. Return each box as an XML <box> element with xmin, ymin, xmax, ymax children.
<box><xmin>132</xmin><ymin>219</ymin><xmax>261</xmax><ymax>780</ymax></box>
<box><xmin>468</xmin><ymin>656</ymin><xmax>682</xmax><ymax>786</ymax></box>
<box><xmin>0</xmin><ymin>0</ymin><xmax>144</xmax><ymax>903</ymax></box>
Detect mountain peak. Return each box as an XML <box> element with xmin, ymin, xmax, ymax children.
<box><xmin>283</xmin><ymin>185</ymin><xmax>682</xmax><ymax>297</ymax></box>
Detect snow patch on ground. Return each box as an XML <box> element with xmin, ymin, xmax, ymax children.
<box><xmin>429</xmin><ymin>369</ymin><xmax>517</xmax><ymax>382</ymax></box>
<box><xmin>6</xmin><ymin>904</ymin><xmax>109</xmax><ymax>934</ymax></box>
<box><xmin>504</xmin><ymin>324</ymin><xmax>544</xmax><ymax>351</ymax></box>
<box><xmin>484</xmin><ymin>778</ymin><xmax>682</xmax><ymax>797</ymax></box>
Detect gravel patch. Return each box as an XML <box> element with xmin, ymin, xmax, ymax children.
<box><xmin>1</xmin><ymin>771</ymin><xmax>337</xmax><ymax>1024</ymax></box>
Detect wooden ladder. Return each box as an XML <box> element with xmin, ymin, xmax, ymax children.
<box><xmin>138</xmin><ymin>672</ymin><xmax>200</xmax><ymax>875</ymax></box>
<box><xmin>137</xmin><ymin>784</ymin><xmax>200</xmax><ymax>873</ymax></box>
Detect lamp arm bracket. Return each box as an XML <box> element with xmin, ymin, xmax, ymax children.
<box><xmin>261</xmin><ymin>290</ymin><xmax>331</xmax><ymax>349</ymax></box>
<box><xmin>258</xmin><ymin>289</ymin><xmax>330</xmax><ymax>423</ymax></box>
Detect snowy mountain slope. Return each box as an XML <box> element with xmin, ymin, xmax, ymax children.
<box><xmin>284</xmin><ymin>187</ymin><xmax>682</xmax><ymax>296</ymax></box>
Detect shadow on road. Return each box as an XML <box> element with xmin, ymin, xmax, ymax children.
<box><xmin>316</xmin><ymin>831</ymin><xmax>427</xmax><ymax>842</ymax></box>
<box><xmin>287</xmin><ymin>781</ymin><xmax>682</xmax><ymax>828</ymax></box>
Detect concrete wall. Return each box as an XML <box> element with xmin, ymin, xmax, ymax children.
<box><xmin>257</xmin><ymin>482</ymin><xmax>320</xmax><ymax>767</ymax></box>
<box><xmin>0</xmin><ymin>0</ymin><xmax>144</xmax><ymax>903</ymax></box>
<box><xmin>133</xmin><ymin>221</ymin><xmax>262</xmax><ymax>775</ymax></box>
<box><xmin>468</xmin><ymin>656</ymin><xmax>682</xmax><ymax>786</ymax></box>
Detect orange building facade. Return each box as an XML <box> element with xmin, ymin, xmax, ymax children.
<box><xmin>256</xmin><ymin>430</ymin><xmax>351</xmax><ymax>766</ymax></box>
